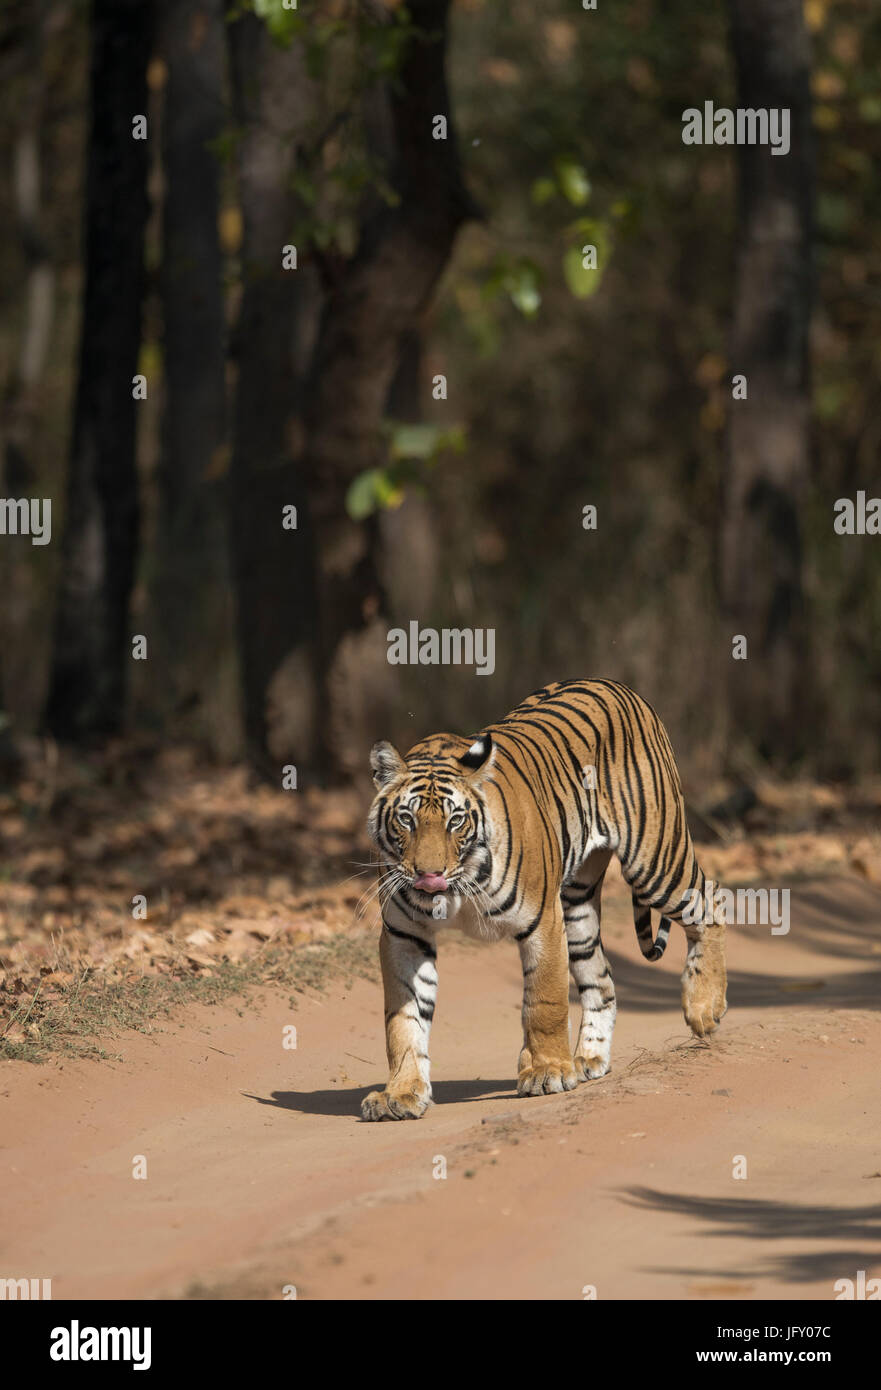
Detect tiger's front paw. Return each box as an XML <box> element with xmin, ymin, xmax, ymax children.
<box><xmin>517</xmin><ymin>1059</ymin><xmax>578</xmax><ymax>1096</ymax></box>
<box><xmin>360</xmin><ymin>1087</ymin><xmax>431</xmax><ymax>1121</ymax></box>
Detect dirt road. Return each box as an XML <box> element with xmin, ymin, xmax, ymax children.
<box><xmin>3</xmin><ymin>871</ymin><xmax>880</xmax><ymax>1300</ymax></box>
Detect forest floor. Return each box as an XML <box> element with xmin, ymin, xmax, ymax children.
<box><xmin>1</xmin><ymin>746</ymin><xmax>880</xmax><ymax>1299</ymax></box>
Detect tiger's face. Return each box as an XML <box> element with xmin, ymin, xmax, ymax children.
<box><xmin>367</xmin><ymin>733</ymin><xmax>495</xmax><ymax>909</ymax></box>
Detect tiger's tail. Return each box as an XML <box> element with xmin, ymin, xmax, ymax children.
<box><xmin>631</xmin><ymin>894</ymin><xmax>672</xmax><ymax>961</ymax></box>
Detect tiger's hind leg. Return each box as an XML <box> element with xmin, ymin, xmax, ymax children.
<box><xmin>681</xmin><ymin>891</ymin><xmax>728</xmax><ymax>1038</ymax></box>
<box><xmin>563</xmin><ymin>850</ymin><xmax>616</xmax><ymax>1081</ymax></box>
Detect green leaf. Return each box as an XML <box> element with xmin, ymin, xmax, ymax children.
<box><xmin>563</xmin><ymin>219</ymin><xmax>612</xmax><ymax>299</ymax></box>
<box><xmin>481</xmin><ymin>255</ymin><xmax>543</xmax><ymax>319</ymax></box>
<box><xmin>388</xmin><ymin>424</ymin><xmax>443</xmax><ymax>461</ymax></box>
<box><xmin>388</xmin><ymin>422</ymin><xmax>467</xmax><ymax>463</ymax></box>
<box><xmin>344</xmin><ymin>467</ymin><xmax>410</xmax><ymax>520</ymax></box>
<box><xmin>346</xmin><ymin>469</ymin><xmax>396</xmax><ymax>521</ymax></box>
<box><xmin>253</xmin><ymin>0</ymin><xmax>305</xmax><ymax>46</ymax></box>
<box><xmin>346</xmin><ymin>470</ymin><xmax>378</xmax><ymax>521</ymax></box>
<box><xmin>554</xmin><ymin>156</ymin><xmax>591</xmax><ymax>207</ymax></box>
<box><xmin>563</xmin><ymin>246</ymin><xmax>598</xmax><ymax>300</ymax></box>
<box><xmin>510</xmin><ymin>280</ymin><xmax>540</xmax><ymax>317</ymax></box>
<box><xmin>507</xmin><ymin>260</ymin><xmax>541</xmax><ymax>318</ymax></box>
<box><xmin>374</xmin><ymin>472</ymin><xmax>405</xmax><ymax>510</ymax></box>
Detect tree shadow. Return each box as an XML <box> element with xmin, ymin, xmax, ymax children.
<box><xmin>592</xmin><ymin>877</ymin><xmax>881</xmax><ymax>1014</ymax></box>
<box><xmin>779</xmin><ymin>877</ymin><xmax>881</xmax><ymax>963</ymax></box>
<box><xmin>242</xmin><ymin>1076</ymin><xmax>516</xmax><ymax>1117</ymax></box>
<box><xmin>593</xmin><ymin>951</ymin><xmax>881</xmax><ymax>1015</ymax></box>
<box><xmin>619</xmin><ymin>1186</ymin><xmax>881</xmax><ymax>1284</ymax></box>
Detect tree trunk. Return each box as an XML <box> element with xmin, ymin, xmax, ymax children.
<box><xmin>226</xmin><ymin>13</ymin><xmax>321</xmax><ymax>777</ymax></box>
<box><xmin>227</xmin><ymin>0</ymin><xmax>472</xmax><ymax>779</ymax></box>
<box><xmin>0</xmin><ymin>2</ymin><xmax>56</xmax><ymax>773</ymax></box>
<box><xmin>721</xmin><ymin>0</ymin><xmax>814</xmax><ymax>762</ymax></box>
<box><xmin>152</xmin><ymin>0</ymin><xmax>230</xmax><ymax>740</ymax></box>
<box><xmin>45</xmin><ymin>0</ymin><xmax>154</xmax><ymax>740</ymax></box>
<box><xmin>1</xmin><ymin>11</ymin><xmax>55</xmax><ymax>497</ymax></box>
<box><xmin>306</xmin><ymin>0</ymin><xmax>474</xmax><ymax>771</ymax></box>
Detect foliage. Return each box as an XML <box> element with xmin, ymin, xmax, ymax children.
<box><xmin>346</xmin><ymin>423</ymin><xmax>467</xmax><ymax>520</ymax></box>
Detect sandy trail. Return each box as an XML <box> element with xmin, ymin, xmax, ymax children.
<box><xmin>2</xmin><ymin>872</ymin><xmax>880</xmax><ymax>1300</ymax></box>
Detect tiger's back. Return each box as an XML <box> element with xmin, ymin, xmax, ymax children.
<box><xmin>485</xmin><ymin>679</ymin><xmax>708</xmax><ymax>956</ymax></box>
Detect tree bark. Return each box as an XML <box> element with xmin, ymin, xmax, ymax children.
<box><xmin>0</xmin><ymin>2</ymin><xmax>56</xmax><ymax>772</ymax></box>
<box><xmin>227</xmin><ymin>0</ymin><xmax>472</xmax><ymax>779</ymax></box>
<box><xmin>226</xmin><ymin>13</ymin><xmax>321</xmax><ymax>776</ymax></box>
<box><xmin>45</xmin><ymin>0</ymin><xmax>154</xmax><ymax>740</ymax></box>
<box><xmin>152</xmin><ymin>0</ymin><xmax>230</xmax><ymax>737</ymax></box>
<box><xmin>306</xmin><ymin>0</ymin><xmax>474</xmax><ymax>770</ymax></box>
<box><xmin>721</xmin><ymin>0</ymin><xmax>814</xmax><ymax>762</ymax></box>
<box><xmin>2</xmin><ymin>12</ymin><xmax>55</xmax><ymax>495</ymax></box>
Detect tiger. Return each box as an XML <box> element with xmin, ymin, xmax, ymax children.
<box><xmin>361</xmin><ymin>678</ymin><xmax>727</xmax><ymax>1121</ymax></box>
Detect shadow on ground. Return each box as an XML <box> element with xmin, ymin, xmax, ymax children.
<box><xmin>242</xmin><ymin>1077</ymin><xmax>516</xmax><ymax>1117</ymax></box>
<box><xmin>596</xmin><ymin>876</ymin><xmax>881</xmax><ymax>1015</ymax></box>
<box><xmin>620</xmin><ymin>1186</ymin><xmax>881</xmax><ymax>1284</ymax></box>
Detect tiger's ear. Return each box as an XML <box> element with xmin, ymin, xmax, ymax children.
<box><xmin>370</xmin><ymin>740</ymin><xmax>407</xmax><ymax>789</ymax></box>
<box><xmin>458</xmin><ymin>732</ymin><xmax>495</xmax><ymax>783</ymax></box>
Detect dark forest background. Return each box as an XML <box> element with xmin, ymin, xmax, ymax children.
<box><xmin>1</xmin><ymin>0</ymin><xmax>880</xmax><ymax>801</ymax></box>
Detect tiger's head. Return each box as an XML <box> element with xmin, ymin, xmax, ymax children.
<box><xmin>367</xmin><ymin>732</ymin><xmax>495</xmax><ymax>909</ymax></box>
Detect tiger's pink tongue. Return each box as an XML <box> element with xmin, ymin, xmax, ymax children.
<box><xmin>413</xmin><ymin>873</ymin><xmax>448</xmax><ymax>892</ymax></box>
